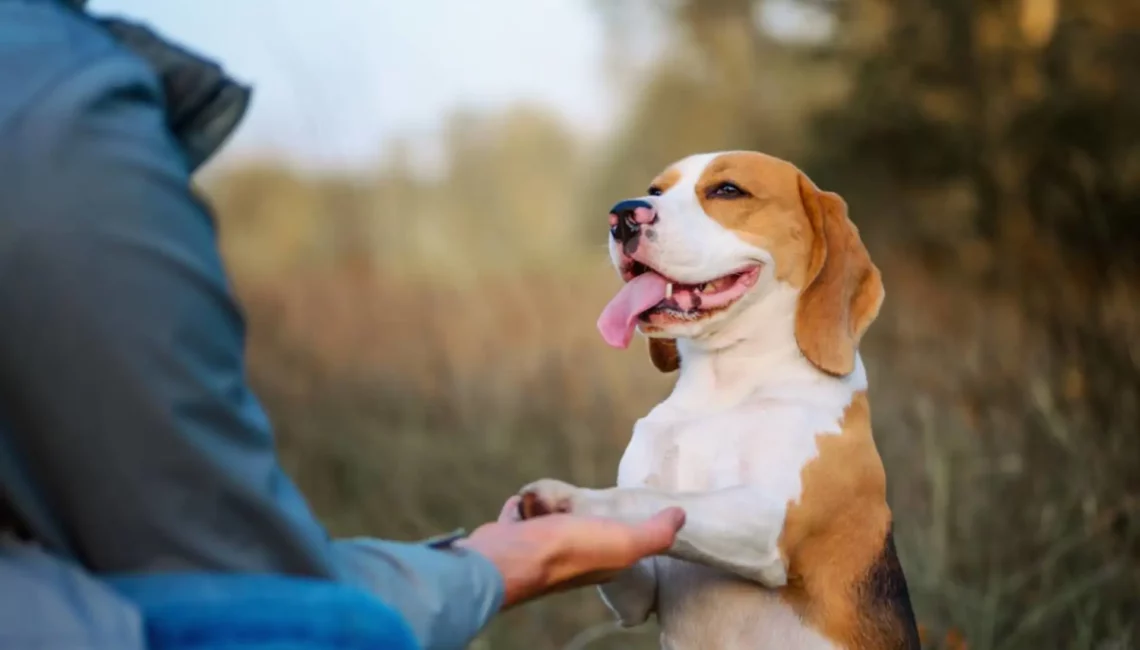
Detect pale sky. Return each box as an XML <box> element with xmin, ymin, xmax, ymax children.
<box><xmin>87</xmin><ymin>0</ymin><xmax>614</xmax><ymax>171</ymax></box>
<box><xmin>85</xmin><ymin>1</ymin><xmax>829</xmax><ymax>172</ymax></box>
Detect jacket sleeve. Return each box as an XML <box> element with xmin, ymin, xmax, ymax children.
<box><xmin>0</xmin><ymin>49</ymin><xmax>502</xmax><ymax>650</ymax></box>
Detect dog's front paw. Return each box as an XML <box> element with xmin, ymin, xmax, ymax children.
<box><xmin>517</xmin><ymin>479</ymin><xmax>583</xmax><ymax>520</ymax></box>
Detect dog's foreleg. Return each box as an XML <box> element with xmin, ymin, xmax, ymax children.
<box><xmin>519</xmin><ymin>479</ymin><xmax>788</xmax><ymax>588</ymax></box>
<box><xmin>597</xmin><ymin>559</ymin><xmax>658</xmax><ymax>627</ymax></box>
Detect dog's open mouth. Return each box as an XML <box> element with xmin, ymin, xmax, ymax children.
<box><xmin>598</xmin><ymin>262</ymin><xmax>762</xmax><ymax>349</ymax></box>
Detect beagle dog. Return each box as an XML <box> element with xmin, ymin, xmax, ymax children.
<box><xmin>517</xmin><ymin>151</ymin><xmax>920</xmax><ymax>649</ymax></box>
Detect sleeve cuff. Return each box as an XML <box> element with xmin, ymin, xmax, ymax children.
<box><xmin>331</xmin><ymin>538</ymin><xmax>504</xmax><ymax>650</ymax></box>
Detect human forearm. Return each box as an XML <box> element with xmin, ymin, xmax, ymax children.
<box><xmin>333</xmin><ymin>538</ymin><xmax>504</xmax><ymax>650</ymax></box>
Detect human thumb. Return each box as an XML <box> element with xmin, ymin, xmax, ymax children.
<box><xmin>629</xmin><ymin>507</ymin><xmax>686</xmax><ymax>556</ymax></box>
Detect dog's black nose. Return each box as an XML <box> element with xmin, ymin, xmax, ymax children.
<box><xmin>609</xmin><ymin>199</ymin><xmax>657</xmax><ymax>247</ymax></box>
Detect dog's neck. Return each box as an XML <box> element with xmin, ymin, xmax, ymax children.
<box><xmin>662</xmin><ymin>283</ymin><xmax>865</xmax><ymax>413</ymax></box>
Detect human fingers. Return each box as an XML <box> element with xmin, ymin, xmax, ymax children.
<box><xmin>534</xmin><ymin>510</ymin><xmax>684</xmax><ymax>596</ymax></box>
<box><xmin>544</xmin><ymin>507</ymin><xmax>685</xmax><ymax>573</ymax></box>
<box><xmin>621</xmin><ymin>507</ymin><xmax>686</xmax><ymax>558</ymax></box>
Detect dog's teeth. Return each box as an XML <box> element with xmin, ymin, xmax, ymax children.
<box><xmin>700</xmin><ymin>283</ymin><xmax>715</xmax><ymax>293</ymax></box>
<box><xmin>665</xmin><ymin>283</ymin><xmax>674</xmax><ymax>299</ymax></box>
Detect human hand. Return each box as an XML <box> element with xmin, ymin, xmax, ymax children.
<box><xmin>457</xmin><ymin>495</ymin><xmax>684</xmax><ymax>609</ymax></box>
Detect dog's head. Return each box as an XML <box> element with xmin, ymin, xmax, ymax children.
<box><xmin>597</xmin><ymin>151</ymin><xmax>883</xmax><ymax>376</ymax></box>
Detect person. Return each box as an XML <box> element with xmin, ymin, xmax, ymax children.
<box><xmin>0</xmin><ymin>2</ymin><xmax>686</xmax><ymax>649</ymax></box>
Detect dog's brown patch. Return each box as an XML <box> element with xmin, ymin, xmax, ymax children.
<box><xmin>648</xmin><ymin>166</ymin><xmax>684</xmax><ymax>195</ymax></box>
<box><xmin>794</xmin><ymin>175</ymin><xmax>885</xmax><ymax>377</ymax></box>
<box><xmin>648</xmin><ymin>338</ymin><xmax>680</xmax><ymax>373</ymax></box>
<box><xmin>695</xmin><ymin>152</ymin><xmax>816</xmax><ymax>288</ymax></box>
<box><xmin>776</xmin><ymin>392</ymin><xmax>919</xmax><ymax>649</ymax></box>
<box><xmin>686</xmin><ymin>152</ymin><xmax>884</xmax><ymax>377</ymax></box>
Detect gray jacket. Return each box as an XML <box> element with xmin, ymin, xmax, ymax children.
<box><xmin>0</xmin><ymin>2</ymin><xmax>503</xmax><ymax>648</ymax></box>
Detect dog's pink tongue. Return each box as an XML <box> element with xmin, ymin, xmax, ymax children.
<box><xmin>598</xmin><ymin>272</ymin><xmax>669</xmax><ymax>349</ymax></box>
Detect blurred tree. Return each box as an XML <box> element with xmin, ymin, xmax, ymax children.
<box><xmin>816</xmin><ymin>0</ymin><xmax>1140</xmax><ymax>269</ymax></box>
<box><xmin>208</xmin><ymin>166</ymin><xmax>325</xmax><ymax>278</ymax></box>
<box><xmin>437</xmin><ymin>106</ymin><xmax>582</xmax><ymax>267</ymax></box>
<box><xmin>210</xmin><ymin>105</ymin><xmax>583</xmax><ymax>277</ymax></box>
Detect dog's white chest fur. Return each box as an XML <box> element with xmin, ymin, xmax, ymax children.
<box><xmin>620</xmin><ymin>399</ymin><xmax>839</xmax><ymax>492</ymax></box>
<box><xmin>615</xmin><ymin>392</ymin><xmax>850</xmax><ymax>650</ymax></box>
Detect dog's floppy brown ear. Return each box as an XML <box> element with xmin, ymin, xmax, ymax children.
<box><xmin>648</xmin><ymin>338</ymin><xmax>680</xmax><ymax>373</ymax></box>
<box><xmin>794</xmin><ymin>173</ymin><xmax>884</xmax><ymax>376</ymax></box>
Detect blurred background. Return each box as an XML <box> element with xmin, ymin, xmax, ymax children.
<box><xmin>90</xmin><ymin>1</ymin><xmax>1140</xmax><ymax>648</ymax></box>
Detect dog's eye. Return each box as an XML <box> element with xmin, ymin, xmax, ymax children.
<box><xmin>647</xmin><ymin>186</ymin><xmax>663</xmax><ymax>197</ymax></box>
<box><xmin>708</xmin><ymin>182</ymin><xmax>748</xmax><ymax>199</ymax></box>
